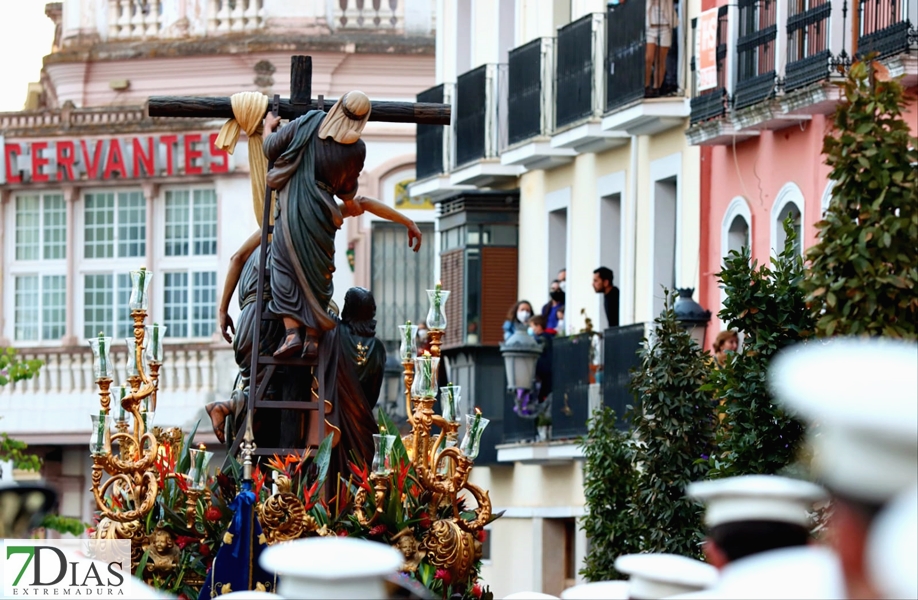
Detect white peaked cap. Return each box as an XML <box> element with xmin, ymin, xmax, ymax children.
<box><xmin>613</xmin><ymin>554</ymin><xmax>718</xmax><ymax>599</ymax></box>
<box><xmin>686</xmin><ymin>475</ymin><xmax>828</xmax><ymax>528</ymax></box>
<box><xmin>769</xmin><ymin>337</ymin><xmax>918</xmax><ymax>503</ymax></box>
<box><xmin>504</xmin><ymin>593</ymin><xmax>560</xmax><ymax>599</ymax></box>
<box><xmin>867</xmin><ymin>485</ymin><xmax>918</xmax><ymax>600</ymax></box>
<box><xmin>707</xmin><ymin>546</ymin><xmax>846</xmax><ymax>599</ymax></box>
<box><xmin>560</xmin><ymin>581</ymin><xmax>629</xmax><ymax>599</ymax></box>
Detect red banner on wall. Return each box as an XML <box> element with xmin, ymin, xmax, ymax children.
<box><xmin>2</xmin><ymin>133</ymin><xmax>230</xmax><ymax>184</ymax></box>
<box><xmin>697</xmin><ymin>8</ymin><xmax>720</xmax><ymax>92</ymax></box>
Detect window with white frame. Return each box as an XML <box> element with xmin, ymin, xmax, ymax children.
<box><xmin>81</xmin><ymin>190</ymin><xmax>147</xmax><ymax>340</ymax></box>
<box><xmin>8</xmin><ymin>193</ymin><xmax>67</xmax><ymax>343</ymax></box>
<box><xmin>159</xmin><ymin>188</ymin><xmax>218</xmax><ymax>340</ymax></box>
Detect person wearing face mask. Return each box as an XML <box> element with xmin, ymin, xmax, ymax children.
<box><xmin>541</xmin><ymin>280</ymin><xmax>566</xmax><ymax>331</ymax></box>
<box><xmin>557</xmin><ymin>268</ymin><xmax>567</xmax><ymax>292</ymax></box>
<box><xmin>504</xmin><ymin>300</ymin><xmax>535</xmax><ymax>341</ymax></box>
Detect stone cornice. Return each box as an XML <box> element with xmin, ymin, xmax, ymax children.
<box><xmin>0</xmin><ymin>104</ymin><xmax>219</xmax><ymax>138</ymax></box>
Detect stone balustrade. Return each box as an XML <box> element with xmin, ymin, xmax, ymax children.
<box><xmin>208</xmin><ymin>0</ymin><xmax>265</xmax><ymax>33</ymax></box>
<box><xmin>109</xmin><ymin>0</ymin><xmax>164</xmax><ymax>40</ymax></box>
<box><xmin>332</xmin><ymin>0</ymin><xmax>403</xmax><ymax>31</ymax></box>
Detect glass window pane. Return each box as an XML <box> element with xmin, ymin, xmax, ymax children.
<box><xmin>164</xmin><ymin>190</ymin><xmax>190</xmax><ymax>256</ymax></box>
<box><xmin>84</xmin><ymin>193</ymin><xmax>115</xmax><ymax>259</ymax></box>
<box><xmin>192</xmin><ymin>271</ymin><xmax>217</xmax><ymax>337</ymax></box>
<box><xmin>15</xmin><ymin>195</ymin><xmax>40</xmax><ymax>261</ymax></box>
<box><xmin>117</xmin><ymin>191</ymin><xmax>146</xmax><ymax>258</ymax></box>
<box><xmin>163</xmin><ymin>272</ymin><xmax>189</xmax><ymax>338</ymax></box>
<box><xmin>14</xmin><ymin>276</ymin><xmax>39</xmax><ymax>341</ymax></box>
<box><xmin>83</xmin><ymin>274</ymin><xmax>113</xmax><ymax>339</ymax></box>
<box><xmin>43</xmin><ymin>194</ymin><xmax>67</xmax><ymax>260</ymax></box>
<box><xmin>41</xmin><ymin>275</ymin><xmax>66</xmax><ymax>340</ymax></box>
<box><xmin>193</xmin><ymin>189</ymin><xmax>217</xmax><ymax>256</ymax></box>
<box><xmin>490</xmin><ymin>225</ymin><xmax>518</xmax><ymax>246</ymax></box>
<box><xmin>117</xmin><ymin>273</ymin><xmax>132</xmax><ymax>339</ymax></box>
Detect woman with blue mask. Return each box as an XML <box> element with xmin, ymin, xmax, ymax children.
<box><xmin>503</xmin><ymin>300</ymin><xmax>534</xmax><ymax>341</ymax></box>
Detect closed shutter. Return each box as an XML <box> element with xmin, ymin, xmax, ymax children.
<box><xmin>481</xmin><ymin>246</ymin><xmax>518</xmax><ymax>345</ymax></box>
<box><xmin>441</xmin><ymin>249</ymin><xmax>464</xmax><ymax>349</ymax></box>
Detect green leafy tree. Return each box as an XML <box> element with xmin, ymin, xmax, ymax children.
<box><xmin>579</xmin><ymin>408</ymin><xmax>639</xmax><ymax>580</ymax></box>
<box><xmin>708</xmin><ymin>221</ymin><xmax>814</xmax><ymax>477</ymax></box>
<box><xmin>804</xmin><ymin>60</ymin><xmax>918</xmax><ymax>338</ymax></box>
<box><xmin>627</xmin><ymin>290</ymin><xmax>715</xmax><ymax>557</ymax></box>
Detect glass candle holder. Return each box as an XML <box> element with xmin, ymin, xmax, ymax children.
<box><xmin>411</xmin><ymin>354</ymin><xmax>440</xmax><ymax>398</ymax></box>
<box><xmin>188</xmin><ymin>445</ymin><xmax>214</xmax><ymax>491</ymax></box>
<box><xmin>125</xmin><ymin>338</ymin><xmax>145</xmax><ymax>378</ymax></box>
<box><xmin>144</xmin><ymin>323</ymin><xmax>166</xmax><ymax>363</ymax></box>
<box><xmin>398</xmin><ymin>322</ymin><xmax>419</xmax><ymax>362</ymax></box>
<box><xmin>439</xmin><ymin>385</ymin><xmax>461</xmax><ymax>423</ymax></box>
<box><xmin>371</xmin><ymin>434</ymin><xmax>396</xmax><ymax>476</ymax></box>
<box><xmin>459</xmin><ymin>411</ymin><xmax>490</xmax><ymax>460</ymax></box>
<box><xmin>426</xmin><ymin>286</ymin><xmax>450</xmax><ymax>330</ymax></box>
<box><xmin>88</xmin><ymin>334</ymin><xmax>114</xmax><ymax>380</ymax></box>
<box><xmin>112</xmin><ymin>385</ymin><xmax>130</xmax><ymax>425</ymax></box>
<box><xmin>437</xmin><ymin>437</ymin><xmax>458</xmax><ymax>475</ymax></box>
<box><xmin>90</xmin><ymin>412</ymin><xmax>112</xmax><ymax>456</ymax></box>
<box><xmin>129</xmin><ymin>268</ymin><xmax>153</xmax><ymax>311</ymax></box>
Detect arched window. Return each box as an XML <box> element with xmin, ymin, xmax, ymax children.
<box><xmin>771</xmin><ymin>183</ymin><xmax>805</xmax><ymax>256</ymax></box>
<box><xmin>821</xmin><ymin>180</ymin><xmax>836</xmax><ymax>217</ymax></box>
<box><xmin>721</xmin><ymin>196</ymin><xmax>752</xmax><ymax>261</ymax></box>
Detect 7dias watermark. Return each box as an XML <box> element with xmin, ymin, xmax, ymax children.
<box><xmin>2</xmin><ymin>539</ymin><xmax>131</xmax><ymax>597</ymax></box>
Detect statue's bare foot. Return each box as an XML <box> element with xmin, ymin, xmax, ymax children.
<box><xmin>301</xmin><ymin>336</ymin><xmax>318</xmax><ymax>361</ymax></box>
<box><xmin>205</xmin><ymin>401</ymin><xmax>233</xmax><ymax>443</ymax></box>
<box><xmin>274</xmin><ymin>328</ymin><xmax>303</xmax><ymax>358</ymax></box>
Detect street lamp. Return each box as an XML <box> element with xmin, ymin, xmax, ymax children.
<box><xmin>499</xmin><ymin>330</ymin><xmax>543</xmax><ymax>391</ymax></box>
<box><xmin>673</xmin><ymin>288</ymin><xmax>712</xmax><ymax>348</ymax></box>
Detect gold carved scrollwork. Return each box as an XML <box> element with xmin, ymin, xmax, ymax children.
<box><xmin>421</xmin><ymin>519</ymin><xmax>477</xmax><ymax>584</ymax></box>
<box><xmin>257</xmin><ymin>475</ymin><xmax>318</xmax><ymax>544</ymax></box>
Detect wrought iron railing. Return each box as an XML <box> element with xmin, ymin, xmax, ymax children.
<box><xmin>455</xmin><ymin>66</ymin><xmax>488</xmax><ymax>167</ymax></box>
<box><xmin>690</xmin><ymin>6</ymin><xmax>730</xmax><ymax>124</ymax></box>
<box><xmin>735</xmin><ymin>0</ymin><xmax>779</xmax><ymax>110</ymax></box>
<box><xmin>550</xmin><ymin>333</ymin><xmax>594</xmax><ymax>440</ymax></box>
<box><xmin>416</xmin><ymin>84</ymin><xmax>446</xmax><ymax>180</ymax></box>
<box><xmin>601</xmin><ymin>324</ymin><xmax>646</xmax><ymax>429</ymax></box>
<box><xmin>785</xmin><ymin>0</ymin><xmax>833</xmax><ymax>91</ymax></box>
<box><xmin>508</xmin><ymin>38</ymin><xmax>543</xmax><ymax>145</ymax></box>
<box><xmin>857</xmin><ymin>0</ymin><xmax>914</xmax><ymax>58</ymax></box>
<box><xmin>556</xmin><ymin>14</ymin><xmax>598</xmax><ymax>128</ymax></box>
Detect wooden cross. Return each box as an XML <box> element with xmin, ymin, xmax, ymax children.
<box><xmin>148</xmin><ymin>55</ymin><xmax>451</xmax><ymax>460</ymax></box>
<box><xmin>148</xmin><ymin>55</ymin><xmax>451</xmax><ymax>125</ymax></box>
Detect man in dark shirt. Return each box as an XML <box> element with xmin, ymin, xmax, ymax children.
<box><xmin>593</xmin><ymin>266</ymin><xmax>620</xmax><ymax>328</ymax></box>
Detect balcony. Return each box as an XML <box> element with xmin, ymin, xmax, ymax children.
<box><xmin>552</xmin><ymin>13</ymin><xmax>627</xmax><ymax>152</ymax></box>
<box><xmin>602</xmin><ymin>0</ymin><xmax>691</xmax><ymax>135</ymax></box>
<box><xmin>857</xmin><ymin>0</ymin><xmax>916</xmax><ymax>60</ymax></box>
<box><xmin>784</xmin><ymin>0</ymin><xmax>833</xmax><ymax>92</ymax></box>
<box><xmin>449</xmin><ymin>64</ymin><xmax>522</xmax><ymax>187</ymax></box>
<box><xmin>501</xmin><ymin>38</ymin><xmax>577</xmax><ymax>170</ymax></box>
<box><xmin>689</xmin><ymin>6</ymin><xmax>730</xmax><ymax>125</ymax></box>
<box><xmin>410</xmin><ymin>84</ymin><xmax>464</xmax><ymax>200</ymax></box>
<box><xmin>734</xmin><ymin>0</ymin><xmax>779</xmax><ymax>111</ymax></box>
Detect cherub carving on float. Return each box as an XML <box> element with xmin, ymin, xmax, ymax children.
<box><xmin>144</xmin><ymin>526</ymin><xmax>181</xmax><ymax>576</ymax></box>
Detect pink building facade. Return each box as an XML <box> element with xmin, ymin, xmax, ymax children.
<box><xmin>686</xmin><ymin>0</ymin><xmax>917</xmax><ymax>342</ymax></box>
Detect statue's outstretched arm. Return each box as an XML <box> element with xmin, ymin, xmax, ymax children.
<box><xmin>218</xmin><ymin>229</ymin><xmax>262</xmax><ymax>343</ymax></box>
<box><xmin>344</xmin><ymin>196</ymin><xmax>422</xmax><ymax>252</ymax></box>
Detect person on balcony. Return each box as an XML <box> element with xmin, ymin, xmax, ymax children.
<box><xmin>503</xmin><ymin>300</ymin><xmax>534</xmax><ymax>341</ymax></box>
<box><xmin>528</xmin><ymin>315</ymin><xmax>554</xmax><ymax>403</ymax></box>
<box><xmin>541</xmin><ymin>280</ymin><xmax>565</xmax><ymax>331</ymax></box>
<box><xmin>593</xmin><ymin>266</ymin><xmax>620</xmax><ymax>328</ymax></box>
<box><xmin>645</xmin><ymin>0</ymin><xmax>676</xmax><ymax>96</ymax></box>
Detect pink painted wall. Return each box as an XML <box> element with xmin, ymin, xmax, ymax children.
<box><xmin>700</xmin><ymin>89</ymin><xmax>918</xmax><ymax>345</ymax></box>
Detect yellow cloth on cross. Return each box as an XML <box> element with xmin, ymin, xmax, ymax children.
<box><xmin>214</xmin><ymin>92</ymin><xmax>272</xmax><ymax>227</ymax></box>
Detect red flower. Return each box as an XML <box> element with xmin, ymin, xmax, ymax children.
<box><xmin>369</xmin><ymin>525</ymin><xmax>387</xmax><ymax>537</ymax></box>
<box><xmin>434</xmin><ymin>569</ymin><xmax>452</xmax><ymax>585</ymax></box>
<box><xmin>396</xmin><ymin>460</ymin><xmax>411</xmax><ymax>491</ymax></box>
<box><xmin>178</xmin><ymin>594</ymin><xmax>190</xmax><ymax>600</ymax></box>
<box><xmin>85</xmin><ymin>527</ymin><xmax>95</xmax><ymax>536</ymax></box>
<box><xmin>174</xmin><ymin>535</ymin><xmax>198</xmax><ymax>550</ymax></box>
<box><xmin>204</xmin><ymin>506</ymin><xmax>222</xmax><ymax>522</ymax></box>
<box><xmin>337</xmin><ymin>530</ymin><xmax>348</xmax><ymax>537</ymax></box>
<box><xmin>252</xmin><ymin>467</ymin><xmax>266</xmax><ymax>498</ymax></box>
<box><xmin>472</xmin><ymin>583</ymin><xmax>483</xmax><ymax>598</ymax></box>
<box><xmin>419</xmin><ymin>512</ymin><xmax>432</xmax><ymax>529</ymax></box>
<box><xmin>302</xmin><ymin>479</ymin><xmax>320</xmax><ymax>511</ymax></box>
<box><xmin>409</xmin><ymin>484</ymin><xmax>420</xmax><ymax>498</ymax></box>
<box><xmin>348</xmin><ymin>461</ymin><xmax>372</xmax><ymax>493</ymax></box>
<box><xmin>199</xmin><ymin>542</ymin><xmax>210</xmax><ymax>557</ymax></box>
<box><xmin>476</xmin><ymin>529</ymin><xmax>486</xmax><ymax>543</ymax></box>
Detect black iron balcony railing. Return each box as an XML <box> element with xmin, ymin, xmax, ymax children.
<box><xmin>556</xmin><ymin>14</ymin><xmax>597</xmax><ymax>128</ymax></box>
<box><xmin>785</xmin><ymin>0</ymin><xmax>832</xmax><ymax>92</ymax></box>
<box><xmin>508</xmin><ymin>38</ymin><xmax>543</xmax><ymax>145</ymax></box>
<box><xmin>550</xmin><ymin>333</ymin><xmax>594</xmax><ymax>440</ymax></box>
<box><xmin>601</xmin><ymin>324</ymin><xmax>646</xmax><ymax>429</ymax></box>
<box><xmin>734</xmin><ymin>0</ymin><xmax>778</xmax><ymax>110</ymax></box>
<box><xmin>415</xmin><ymin>84</ymin><xmax>446</xmax><ymax>180</ymax></box>
<box><xmin>455</xmin><ymin>65</ymin><xmax>488</xmax><ymax>167</ymax></box>
<box><xmin>857</xmin><ymin>0</ymin><xmax>914</xmax><ymax>58</ymax></box>
<box><xmin>689</xmin><ymin>6</ymin><xmax>729</xmax><ymax>124</ymax></box>
<box><xmin>607</xmin><ymin>0</ymin><xmax>682</xmax><ymax>112</ymax></box>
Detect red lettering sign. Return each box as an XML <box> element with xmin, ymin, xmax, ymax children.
<box><xmin>81</xmin><ymin>140</ymin><xmax>105</xmax><ymax>179</ymax></box>
<box><xmin>4</xmin><ymin>143</ymin><xmax>21</xmax><ymax>184</ymax></box>
<box><xmin>31</xmin><ymin>142</ymin><xmax>50</xmax><ymax>182</ymax></box>
<box><xmin>209</xmin><ymin>133</ymin><xmax>229</xmax><ymax>174</ymax></box>
<box><xmin>132</xmin><ymin>137</ymin><xmax>154</xmax><ymax>178</ymax></box>
<box><xmin>56</xmin><ymin>140</ymin><xmax>76</xmax><ymax>181</ymax></box>
<box><xmin>102</xmin><ymin>139</ymin><xmax>128</xmax><ymax>179</ymax></box>
<box><xmin>160</xmin><ymin>135</ymin><xmax>178</xmax><ymax>176</ymax></box>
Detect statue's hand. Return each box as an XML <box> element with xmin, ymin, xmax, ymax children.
<box><xmin>264</xmin><ymin>112</ymin><xmax>281</xmax><ymax>134</ymax></box>
<box><xmin>218</xmin><ymin>310</ymin><xmax>235</xmax><ymax>344</ymax></box>
<box><xmin>407</xmin><ymin>222</ymin><xmax>422</xmax><ymax>252</ymax></box>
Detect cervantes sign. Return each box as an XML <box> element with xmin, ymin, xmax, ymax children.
<box><xmin>2</xmin><ymin>133</ymin><xmax>231</xmax><ymax>185</ymax></box>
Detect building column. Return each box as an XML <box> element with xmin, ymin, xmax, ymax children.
<box><xmin>0</xmin><ymin>190</ymin><xmax>9</xmax><ymax>346</ymax></box>
<box><xmin>570</xmin><ymin>152</ymin><xmax>599</xmax><ymax>330</ymax></box>
<box><xmin>518</xmin><ymin>169</ymin><xmax>547</xmax><ymax>305</ymax></box>
<box><xmin>62</xmin><ymin>186</ymin><xmax>79</xmax><ymax>346</ymax></box>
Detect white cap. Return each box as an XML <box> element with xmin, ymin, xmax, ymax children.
<box><xmin>770</xmin><ymin>337</ymin><xmax>918</xmax><ymax>503</ymax></box>
<box><xmin>504</xmin><ymin>593</ymin><xmax>560</xmax><ymax>599</ymax></box>
<box><xmin>686</xmin><ymin>475</ymin><xmax>827</xmax><ymax>528</ymax></box>
<box><xmin>614</xmin><ymin>554</ymin><xmax>718</xmax><ymax>599</ymax></box>
<box><xmin>710</xmin><ymin>546</ymin><xmax>845</xmax><ymax>599</ymax></box>
<box><xmin>560</xmin><ymin>581</ymin><xmax>629</xmax><ymax>599</ymax></box>
<box><xmin>867</xmin><ymin>484</ymin><xmax>918</xmax><ymax>599</ymax></box>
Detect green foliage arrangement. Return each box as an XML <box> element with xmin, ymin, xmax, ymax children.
<box><xmin>707</xmin><ymin>221</ymin><xmax>814</xmax><ymax>477</ymax></box>
<box><xmin>804</xmin><ymin>59</ymin><xmax>918</xmax><ymax>339</ymax></box>
<box><xmin>579</xmin><ymin>407</ymin><xmax>638</xmax><ymax>581</ymax></box>
<box><xmin>0</xmin><ymin>347</ymin><xmax>43</xmax><ymax>387</ymax></box>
